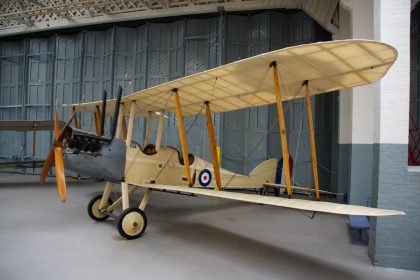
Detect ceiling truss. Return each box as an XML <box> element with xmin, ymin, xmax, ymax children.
<box><xmin>0</xmin><ymin>0</ymin><xmax>340</xmax><ymax>37</ymax></box>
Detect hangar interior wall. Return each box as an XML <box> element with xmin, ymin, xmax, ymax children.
<box><xmin>0</xmin><ymin>10</ymin><xmax>337</xmax><ymax>190</ymax></box>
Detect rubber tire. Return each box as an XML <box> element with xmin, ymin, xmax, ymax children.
<box><xmin>87</xmin><ymin>195</ymin><xmax>113</xmax><ymax>222</ymax></box>
<box><xmin>117</xmin><ymin>208</ymin><xmax>147</xmax><ymax>240</ymax></box>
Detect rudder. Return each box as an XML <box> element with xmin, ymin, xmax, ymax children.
<box><xmin>249</xmin><ymin>159</ymin><xmax>277</xmax><ymax>184</ymax></box>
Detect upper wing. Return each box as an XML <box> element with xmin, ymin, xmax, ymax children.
<box><xmin>66</xmin><ymin>39</ymin><xmax>397</xmax><ymax>117</ymax></box>
<box><xmin>142</xmin><ymin>183</ymin><xmax>405</xmax><ymax>217</ymax></box>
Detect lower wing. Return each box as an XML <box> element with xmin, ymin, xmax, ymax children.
<box><xmin>141</xmin><ymin>184</ymin><xmax>405</xmax><ymax>217</ymax></box>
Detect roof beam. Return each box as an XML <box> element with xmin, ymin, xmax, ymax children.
<box><xmin>158</xmin><ymin>0</ymin><xmax>170</xmax><ymax>9</ymax></box>
<box><xmin>26</xmin><ymin>0</ymin><xmax>72</xmax><ymax>21</ymax></box>
<box><xmin>13</xmin><ymin>0</ymin><xmax>33</xmax><ymax>26</ymax></box>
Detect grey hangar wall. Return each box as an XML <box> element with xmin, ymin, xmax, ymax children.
<box><xmin>0</xmin><ymin>10</ymin><xmax>337</xmax><ymax>191</ymax></box>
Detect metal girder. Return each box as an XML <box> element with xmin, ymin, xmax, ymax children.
<box><xmin>0</xmin><ymin>0</ymin><xmax>339</xmax><ymax>37</ymax></box>
<box><xmin>13</xmin><ymin>0</ymin><xmax>33</xmax><ymax>26</ymax></box>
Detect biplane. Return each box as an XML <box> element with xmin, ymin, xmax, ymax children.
<box><xmin>40</xmin><ymin>39</ymin><xmax>405</xmax><ymax>240</ymax></box>
<box><xmin>0</xmin><ymin>120</ymin><xmax>65</xmax><ymax>170</ymax></box>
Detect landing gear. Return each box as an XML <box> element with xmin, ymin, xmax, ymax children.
<box><xmin>89</xmin><ymin>183</ymin><xmax>151</xmax><ymax>240</ymax></box>
<box><xmin>87</xmin><ymin>195</ymin><xmax>113</xmax><ymax>222</ymax></box>
<box><xmin>117</xmin><ymin>208</ymin><xmax>147</xmax><ymax>240</ymax></box>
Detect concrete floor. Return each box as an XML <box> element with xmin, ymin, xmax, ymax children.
<box><xmin>0</xmin><ymin>173</ymin><xmax>419</xmax><ymax>280</ymax></box>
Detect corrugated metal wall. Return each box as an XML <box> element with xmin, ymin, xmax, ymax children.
<box><xmin>0</xmin><ymin>10</ymin><xmax>337</xmax><ymax>190</ymax></box>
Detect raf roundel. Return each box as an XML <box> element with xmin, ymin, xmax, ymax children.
<box><xmin>198</xmin><ymin>169</ymin><xmax>212</xmax><ymax>187</ymax></box>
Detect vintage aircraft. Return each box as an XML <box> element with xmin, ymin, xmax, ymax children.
<box><xmin>40</xmin><ymin>39</ymin><xmax>405</xmax><ymax>240</ymax></box>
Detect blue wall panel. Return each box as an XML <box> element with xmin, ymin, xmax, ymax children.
<box><xmin>0</xmin><ymin>40</ymin><xmax>25</xmax><ymax>159</ymax></box>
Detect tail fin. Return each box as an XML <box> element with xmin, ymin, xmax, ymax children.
<box><xmin>249</xmin><ymin>159</ymin><xmax>277</xmax><ymax>184</ymax></box>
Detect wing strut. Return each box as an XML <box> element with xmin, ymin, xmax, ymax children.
<box><xmin>205</xmin><ymin>101</ymin><xmax>221</xmax><ymax>191</ymax></box>
<box><xmin>126</xmin><ymin>101</ymin><xmax>136</xmax><ymax>147</ymax></box>
<box><xmin>155</xmin><ymin>111</ymin><xmax>165</xmax><ymax>151</ymax></box>
<box><xmin>72</xmin><ymin>106</ymin><xmax>79</xmax><ymax>129</ymax></box>
<box><xmin>304</xmin><ymin>81</ymin><xmax>320</xmax><ymax>200</ymax></box>
<box><xmin>270</xmin><ymin>62</ymin><xmax>292</xmax><ymax>198</ymax></box>
<box><xmin>122</xmin><ymin>117</ymin><xmax>128</xmax><ymax>140</ymax></box>
<box><xmin>173</xmin><ymin>88</ymin><xmax>193</xmax><ymax>187</ymax></box>
<box><xmin>94</xmin><ymin>105</ymin><xmax>101</xmax><ymax>134</ymax></box>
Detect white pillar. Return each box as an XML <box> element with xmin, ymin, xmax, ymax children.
<box><xmin>337</xmin><ymin>0</ymin><xmax>376</xmax><ymax>205</ymax></box>
<box><xmin>373</xmin><ymin>0</ymin><xmax>410</xmax><ymax>145</ymax></box>
<box><xmin>369</xmin><ymin>0</ymin><xmax>411</xmax><ymax>269</ymax></box>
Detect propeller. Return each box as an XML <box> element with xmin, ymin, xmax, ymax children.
<box><xmin>40</xmin><ymin>87</ymin><xmax>122</xmax><ymax>202</ymax></box>
<box><xmin>40</xmin><ymin>107</ymin><xmax>79</xmax><ymax>202</ymax></box>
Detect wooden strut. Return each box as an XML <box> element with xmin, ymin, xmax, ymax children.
<box><xmin>115</xmin><ymin>104</ymin><xmax>129</xmax><ymax>209</ymax></box>
<box><xmin>155</xmin><ymin>111</ymin><xmax>165</xmax><ymax>151</ymax></box>
<box><xmin>122</xmin><ymin>117</ymin><xmax>128</xmax><ymax>140</ymax></box>
<box><xmin>271</xmin><ymin>61</ymin><xmax>292</xmax><ymax>198</ymax></box>
<box><xmin>125</xmin><ymin>101</ymin><xmax>136</xmax><ymax>147</ymax></box>
<box><xmin>32</xmin><ymin>125</ymin><xmax>36</xmax><ymax>160</ymax></box>
<box><xmin>94</xmin><ymin>105</ymin><xmax>101</xmax><ymax>134</ymax></box>
<box><xmin>205</xmin><ymin>101</ymin><xmax>221</xmax><ymax>191</ymax></box>
<box><xmin>304</xmin><ymin>81</ymin><xmax>320</xmax><ymax>200</ymax></box>
<box><xmin>72</xmin><ymin>106</ymin><xmax>79</xmax><ymax>129</ymax></box>
<box><xmin>115</xmin><ymin>104</ymin><xmax>124</xmax><ymax>140</ymax></box>
<box><xmin>173</xmin><ymin>88</ymin><xmax>193</xmax><ymax>187</ymax></box>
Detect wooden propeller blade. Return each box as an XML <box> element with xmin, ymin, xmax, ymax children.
<box><xmin>40</xmin><ymin>148</ymin><xmax>55</xmax><ymax>184</ymax></box>
<box><xmin>54</xmin><ymin>146</ymin><xmax>67</xmax><ymax>202</ymax></box>
<box><xmin>56</xmin><ymin>98</ymin><xmax>83</xmax><ymax>143</ymax></box>
<box><xmin>54</xmin><ymin>110</ymin><xmax>60</xmax><ymax>140</ymax></box>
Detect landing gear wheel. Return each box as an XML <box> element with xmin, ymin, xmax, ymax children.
<box><xmin>87</xmin><ymin>195</ymin><xmax>113</xmax><ymax>222</ymax></box>
<box><xmin>117</xmin><ymin>208</ymin><xmax>147</xmax><ymax>240</ymax></box>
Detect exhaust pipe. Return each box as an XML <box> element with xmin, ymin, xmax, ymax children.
<box><xmin>100</xmin><ymin>90</ymin><xmax>107</xmax><ymax>136</ymax></box>
<box><xmin>110</xmin><ymin>86</ymin><xmax>123</xmax><ymax>140</ymax></box>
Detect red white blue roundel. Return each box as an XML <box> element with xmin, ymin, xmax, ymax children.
<box><xmin>199</xmin><ymin>169</ymin><xmax>212</xmax><ymax>187</ymax></box>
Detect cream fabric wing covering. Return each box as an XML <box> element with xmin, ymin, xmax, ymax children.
<box><xmin>65</xmin><ymin>39</ymin><xmax>397</xmax><ymax>117</ymax></box>
<box><xmin>142</xmin><ymin>184</ymin><xmax>405</xmax><ymax>217</ymax></box>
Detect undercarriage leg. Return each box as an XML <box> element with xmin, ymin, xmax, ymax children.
<box><xmin>121</xmin><ymin>181</ymin><xmax>129</xmax><ymax>210</ymax></box>
<box><xmin>139</xmin><ymin>189</ymin><xmax>152</xmax><ymax>211</ymax></box>
<box><xmin>99</xmin><ymin>181</ymin><xmax>113</xmax><ymax>209</ymax></box>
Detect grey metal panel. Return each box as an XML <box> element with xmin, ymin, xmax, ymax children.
<box><xmin>82</xmin><ymin>30</ymin><xmax>112</xmax><ymax>102</ymax></box>
<box><xmin>250</xmin><ymin>12</ymin><xmax>270</xmax><ymax>56</ymax></box>
<box><xmin>81</xmin><ymin>30</ymin><xmax>113</xmax><ymax>133</ymax></box>
<box><xmin>134</xmin><ymin>25</ymin><xmax>147</xmax><ymax>91</ymax></box>
<box><xmin>132</xmin><ymin>25</ymin><xmax>147</xmax><ymax>144</ymax></box>
<box><xmin>147</xmin><ymin>23</ymin><xmax>170</xmax><ymax>87</ymax></box>
<box><xmin>55</xmin><ymin>33</ymin><xmax>83</xmax><ymax>121</ymax></box>
<box><xmin>114</xmin><ymin>27</ymin><xmax>136</xmax><ymax>96</ymax></box>
<box><xmin>169</xmin><ymin>20</ymin><xmax>184</xmax><ymax>81</ymax></box>
<box><xmin>185</xmin><ymin>18</ymin><xmax>218</xmax><ymax>75</ymax></box>
<box><xmin>270</xmin><ymin>11</ymin><xmax>291</xmax><ymax>49</ymax></box>
<box><xmin>226</xmin><ymin>14</ymin><xmax>249</xmax><ymax>63</ymax></box>
<box><xmin>25</xmin><ymin>37</ymin><xmax>54</xmax><ymax>160</ymax></box>
<box><xmin>0</xmin><ymin>40</ymin><xmax>25</xmax><ymax>159</ymax></box>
